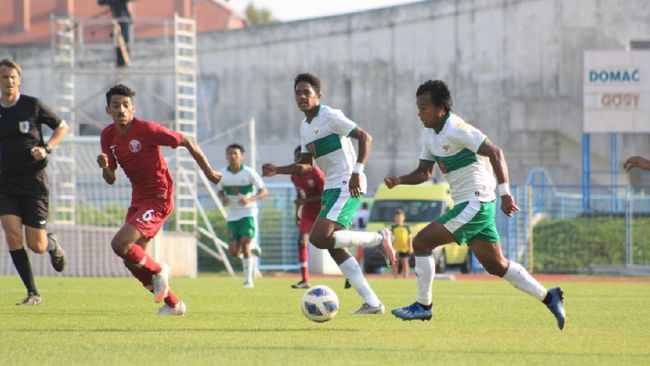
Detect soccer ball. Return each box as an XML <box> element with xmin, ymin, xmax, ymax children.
<box><xmin>301</xmin><ymin>285</ymin><xmax>339</xmax><ymax>322</ymax></box>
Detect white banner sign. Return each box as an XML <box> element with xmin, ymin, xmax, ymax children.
<box><xmin>583</xmin><ymin>51</ymin><xmax>650</xmax><ymax>133</ymax></box>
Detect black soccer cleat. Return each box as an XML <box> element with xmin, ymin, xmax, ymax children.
<box><xmin>47</xmin><ymin>233</ymin><xmax>66</xmax><ymax>272</ymax></box>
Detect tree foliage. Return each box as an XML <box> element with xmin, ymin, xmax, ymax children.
<box><xmin>245</xmin><ymin>2</ymin><xmax>276</xmax><ymax>25</ymax></box>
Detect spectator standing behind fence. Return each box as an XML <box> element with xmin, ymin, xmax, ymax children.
<box><xmin>353</xmin><ymin>202</ymin><xmax>370</xmax><ymax>230</ymax></box>
<box><xmin>0</xmin><ymin>59</ymin><xmax>69</xmax><ymax>306</ymax></box>
<box><xmin>391</xmin><ymin>208</ymin><xmax>412</xmax><ymax>278</ymax></box>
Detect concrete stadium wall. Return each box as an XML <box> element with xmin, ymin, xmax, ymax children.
<box><xmin>3</xmin><ymin>0</ymin><xmax>650</xmax><ymax>190</ymax></box>
<box><xmin>195</xmin><ymin>0</ymin><xmax>650</xmax><ymax>188</ymax></box>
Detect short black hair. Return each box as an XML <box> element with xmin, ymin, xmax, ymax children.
<box><xmin>226</xmin><ymin>143</ymin><xmax>245</xmax><ymax>154</ymax></box>
<box><xmin>416</xmin><ymin>80</ymin><xmax>452</xmax><ymax>112</ymax></box>
<box><xmin>294</xmin><ymin>73</ymin><xmax>321</xmax><ymax>94</ymax></box>
<box><xmin>294</xmin><ymin>145</ymin><xmax>302</xmax><ymax>156</ymax></box>
<box><xmin>106</xmin><ymin>84</ymin><xmax>135</xmax><ymax>106</ymax></box>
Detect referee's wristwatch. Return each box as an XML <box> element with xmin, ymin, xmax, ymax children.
<box><xmin>44</xmin><ymin>144</ymin><xmax>53</xmax><ymax>154</ymax></box>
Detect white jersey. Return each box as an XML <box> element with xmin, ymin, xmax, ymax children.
<box><xmin>218</xmin><ymin>165</ymin><xmax>265</xmax><ymax>221</ymax></box>
<box><xmin>300</xmin><ymin>104</ymin><xmax>367</xmax><ymax>192</ymax></box>
<box><xmin>419</xmin><ymin>112</ymin><xmax>496</xmax><ymax>203</ymax></box>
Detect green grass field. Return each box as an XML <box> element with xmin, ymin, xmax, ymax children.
<box><xmin>1</xmin><ymin>275</ymin><xmax>649</xmax><ymax>365</ymax></box>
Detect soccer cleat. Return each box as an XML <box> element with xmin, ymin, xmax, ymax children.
<box><xmin>254</xmin><ymin>263</ymin><xmax>263</xmax><ymax>279</ymax></box>
<box><xmin>157</xmin><ymin>300</ymin><xmax>187</xmax><ymax>316</ymax></box>
<box><xmin>352</xmin><ymin>303</ymin><xmax>385</xmax><ymax>315</ymax></box>
<box><xmin>47</xmin><ymin>233</ymin><xmax>66</xmax><ymax>272</ymax></box>
<box><xmin>546</xmin><ymin>287</ymin><xmax>566</xmax><ymax>330</ymax></box>
<box><xmin>16</xmin><ymin>294</ymin><xmax>42</xmax><ymax>306</ymax></box>
<box><xmin>291</xmin><ymin>280</ymin><xmax>310</xmax><ymax>289</ymax></box>
<box><xmin>344</xmin><ymin>279</ymin><xmax>351</xmax><ymax>289</ymax></box>
<box><xmin>376</xmin><ymin>228</ymin><xmax>396</xmax><ymax>266</ymax></box>
<box><xmin>391</xmin><ymin>302</ymin><xmax>433</xmax><ymax>321</ymax></box>
<box><xmin>152</xmin><ymin>263</ymin><xmax>170</xmax><ymax>303</ymax></box>
<box><xmin>243</xmin><ymin>281</ymin><xmax>254</xmax><ymax>289</ymax></box>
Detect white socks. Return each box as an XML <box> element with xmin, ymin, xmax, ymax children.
<box><xmin>338</xmin><ymin>257</ymin><xmax>381</xmax><ymax>307</ymax></box>
<box><xmin>333</xmin><ymin>230</ymin><xmax>382</xmax><ymax>249</ymax></box>
<box><xmin>243</xmin><ymin>256</ymin><xmax>254</xmax><ymax>284</ymax></box>
<box><xmin>415</xmin><ymin>255</ymin><xmax>435</xmax><ymax>305</ymax></box>
<box><xmin>503</xmin><ymin>261</ymin><xmax>547</xmax><ymax>301</ymax></box>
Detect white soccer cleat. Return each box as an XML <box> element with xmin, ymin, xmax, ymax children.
<box><xmin>152</xmin><ymin>263</ymin><xmax>170</xmax><ymax>303</ymax></box>
<box><xmin>377</xmin><ymin>228</ymin><xmax>396</xmax><ymax>266</ymax></box>
<box><xmin>16</xmin><ymin>294</ymin><xmax>42</xmax><ymax>306</ymax></box>
<box><xmin>157</xmin><ymin>300</ymin><xmax>187</xmax><ymax>316</ymax></box>
<box><xmin>243</xmin><ymin>281</ymin><xmax>255</xmax><ymax>289</ymax></box>
<box><xmin>351</xmin><ymin>303</ymin><xmax>385</xmax><ymax>315</ymax></box>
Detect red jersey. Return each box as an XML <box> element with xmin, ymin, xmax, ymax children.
<box><xmin>100</xmin><ymin>118</ymin><xmax>183</xmax><ymax>203</ymax></box>
<box><xmin>291</xmin><ymin>167</ymin><xmax>325</xmax><ymax>219</ymax></box>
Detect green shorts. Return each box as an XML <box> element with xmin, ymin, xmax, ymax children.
<box><xmin>318</xmin><ymin>188</ymin><xmax>362</xmax><ymax>228</ymax></box>
<box><xmin>437</xmin><ymin>200</ymin><xmax>500</xmax><ymax>244</ymax></box>
<box><xmin>227</xmin><ymin>216</ymin><xmax>256</xmax><ymax>241</ymax></box>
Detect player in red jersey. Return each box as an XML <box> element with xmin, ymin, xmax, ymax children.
<box><xmin>97</xmin><ymin>84</ymin><xmax>222</xmax><ymax>316</ymax></box>
<box><xmin>290</xmin><ymin>146</ymin><xmax>324</xmax><ymax>288</ymax></box>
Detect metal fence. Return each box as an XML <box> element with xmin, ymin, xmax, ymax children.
<box><xmin>507</xmin><ymin>169</ymin><xmax>650</xmax><ymax>275</ymax></box>
<box><xmin>3</xmin><ymin>136</ymin><xmax>648</xmax><ymax>277</ymax></box>
<box><xmin>196</xmin><ymin>183</ymin><xmax>300</xmax><ymax>273</ymax></box>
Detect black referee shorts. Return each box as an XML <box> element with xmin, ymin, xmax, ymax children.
<box><xmin>0</xmin><ymin>170</ymin><xmax>50</xmax><ymax>229</ymax></box>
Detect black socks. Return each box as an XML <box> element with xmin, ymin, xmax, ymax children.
<box><xmin>10</xmin><ymin>248</ymin><xmax>39</xmax><ymax>296</ymax></box>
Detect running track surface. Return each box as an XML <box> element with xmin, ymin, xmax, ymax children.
<box><xmin>269</xmin><ymin>272</ymin><xmax>650</xmax><ymax>283</ymax></box>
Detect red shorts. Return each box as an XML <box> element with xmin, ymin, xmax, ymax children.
<box><xmin>126</xmin><ymin>197</ymin><xmax>174</xmax><ymax>239</ymax></box>
<box><xmin>298</xmin><ymin>213</ymin><xmax>318</xmax><ymax>234</ymax></box>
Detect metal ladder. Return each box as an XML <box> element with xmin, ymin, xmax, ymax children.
<box><xmin>50</xmin><ymin>16</ymin><xmax>77</xmax><ymax>224</ymax></box>
<box><xmin>173</xmin><ymin>15</ymin><xmax>198</xmax><ymax>232</ymax></box>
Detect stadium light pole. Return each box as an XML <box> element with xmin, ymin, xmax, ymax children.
<box><xmin>610</xmin><ymin>133</ymin><xmax>618</xmax><ymax>212</ymax></box>
<box><xmin>582</xmin><ymin>133</ymin><xmax>591</xmax><ymax>213</ymax></box>
<box><xmin>249</xmin><ymin>117</ymin><xmax>256</xmax><ymax>169</ymax></box>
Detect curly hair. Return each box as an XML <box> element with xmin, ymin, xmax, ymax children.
<box><xmin>105</xmin><ymin>84</ymin><xmax>135</xmax><ymax>106</ymax></box>
<box><xmin>416</xmin><ymin>80</ymin><xmax>453</xmax><ymax>111</ymax></box>
<box><xmin>294</xmin><ymin>73</ymin><xmax>321</xmax><ymax>94</ymax></box>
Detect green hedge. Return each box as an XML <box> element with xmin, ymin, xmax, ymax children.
<box><xmin>533</xmin><ymin>217</ymin><xmax>650</xmax><ymax>271</ymax></box>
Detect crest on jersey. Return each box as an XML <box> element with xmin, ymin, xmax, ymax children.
<box><xmin>442</xmin><ymin>144</ymin><xmax>450</xmax><ymax>153</ymax></box>
<box><xmin>19</xmin><ymin>121</ymin><xmax>30</xmax><ymax>133</ymax></box>
<box><xmin>308</xmin><ymin>179</ymin><xmax>315</xmax><ymax>187</ymax></box>
<box><xmin>313</xmin><ymin>128</ymin><xmax>320</xmax><ymax>136</ymax></box>
<box><xmin>129</xmin><ymin>139</ymin><xmax>142</xmax><ymax>153</ymax></box>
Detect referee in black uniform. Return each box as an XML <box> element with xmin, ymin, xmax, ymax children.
<box><xmin>0</xmin><ymin>59</ymin><xmax>70</xmax><ymax>305</ymax></box>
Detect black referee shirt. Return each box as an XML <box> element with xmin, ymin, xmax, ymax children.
<box><xmin>0</xmin><ymin>94</ymin><xmax>62</xmax><ymax>176</ymax></box>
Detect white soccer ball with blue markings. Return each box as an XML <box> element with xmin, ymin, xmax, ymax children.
<box><xmin>301</xmin><ymin>285</ymin><xmax>339</xmax><ymax>322</ymax></box>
